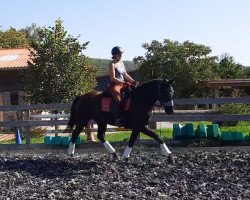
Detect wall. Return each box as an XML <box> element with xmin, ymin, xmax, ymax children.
<box><xmin>0</xmin><ymin>70</ymin><xmax>26</xmax><ymax>92</ymax></box>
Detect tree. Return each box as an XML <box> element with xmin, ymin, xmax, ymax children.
<box><xmin>136</xmin><ymin>39</ymin><xmax>218</xmax><ymax>98</ymax></box>
<box><xmin>25</xmin><ymin>19</ymin><xmax>97</xmax><ymax>104</ymax></box>
<box><xmin>19</xmin><ymin>23</ymin><xmax>41</xmax><ymax>47</ymax></box>
<box><xmin>0</xmin><ymin>28</ymin><xmax>29</xmax><ymax>48</ymax></box>
<box><xmin>215</xmin><ymin>54</ymin><xmax>247</xmax><ymax>97</ymax></box>
<box><xmin>216</xmin><ymin>54</ymin><xmax>246</xmax><ymax>79</ymax></box>
<box><xmin>246</xmin><ymin>67</ymin><xmax>250</xmax><ymax>78</ymax></box>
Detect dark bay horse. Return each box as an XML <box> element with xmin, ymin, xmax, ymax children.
<box><xmin>67</xmin><ymin>79</ymin><xmax>175</xmax><ymax>163</ymax></box>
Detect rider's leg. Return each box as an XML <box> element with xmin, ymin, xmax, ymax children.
<box><xmin>86</xmin><ymin>123</ymin><xmax>96</xmax><ymax>142</ymax></box>
<box><xmin>123</xmin><ymin>128</ymin><xmax>140</xmax><ymax>159</ymax></box>
<box><xmin>140</xmin><ymin>126</ymin><xmax>172</xmax><ymax>156</ymax></box>
<box><xmin>109</xmin><ymin>84</ymin><xmax>123</xmax><ymax>123</ymax></box>
<box><xmin>68</xmin><ymin>124</ymin><xmax>84</xmax><ymax>155</ymax></box>
<box><xmin>96</xmin><ymin>121</ymin><xmax>116</xmax><ymax>154</ymax></box>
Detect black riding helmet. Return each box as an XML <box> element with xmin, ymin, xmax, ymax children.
<box><xmin>111</xmin><ymin>46</ymin><xmax>124</xmax><ymax>55</ymax></box>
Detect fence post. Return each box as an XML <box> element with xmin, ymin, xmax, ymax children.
<box><xmin>212</xmin><ymin>89</ymin><xmax>219</xmax><ymax>110</ymax></box>
<box><xmin>25</xmin><ymin>125</ymin><xmax>31</xmax><ymax>148</ymax></box>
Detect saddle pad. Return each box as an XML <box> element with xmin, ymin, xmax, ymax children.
<box><xmin>102</xmin><ymin>97</ymin><xmax>112</xmax><ymax>112</ymax></box>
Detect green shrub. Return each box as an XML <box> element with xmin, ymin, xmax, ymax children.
<box><xmin>30</xmin><ymin>128</ymin><xmax>46</xmax><ymax>138</ymax></box>
<box><xmin>218</xmin><ymin>103</ymin><xmax>250</xmax><ymax>126</ymax></box>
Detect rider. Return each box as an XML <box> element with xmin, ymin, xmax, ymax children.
<box><xmin>108</xmin><ymin>46</ymin><xmax>137</xmax><ymax>124</ymax></box>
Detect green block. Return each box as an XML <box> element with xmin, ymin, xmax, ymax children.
<box><xmin>232</xmin><ymin>132</ymin><xmax>244</xmax><ymax>141</ymax></box>
<box><xmin>61</xmin><ymin>137</ymin><xmax>71</xmax><ymax>145</ymax></box>
<box><xmin>207</xmin><ymin>124</ymin><xmax>220</xmax><ymax>138</ymax></box>
<box><xmin>51</xmin><ymin>136</ymin><xmax>62</xmax><ymax>145</ymax></box>
<box><xmin>221</xmin><ymin>132</ymin><xmax>232</xmax><ymax>141</ymax></box>
<box><xmin>244</xmin><ymin>133</ymin><xmax>250</xmax><ymax>141</ymax></box>
<box><xmin>173</xmin><ymin>123</ymin><xmax>183</xmax><ymax>139</ymax></box>
<box><xmin>44</xmin><ymin>136</ymin><xmax>52</xmax><ymax>144</ymax></box>
<box><xmin>182</xmin><ymin>123</ymin><xmax>195</xmax><ymax>138</ymax></box>
<box><xmin>221</xmin><ymin>132</ymin><xmax>244</xmax><ymax>141</ymax></box>
<box><xmin>75</xmin><ymin>136</ymin><xmax>81</xmax><ymax>145</ymax></box>
<box><xmin>195</xmin><ymin>123</ymin><xmax>207</xmax><ymax>138</ymax></box>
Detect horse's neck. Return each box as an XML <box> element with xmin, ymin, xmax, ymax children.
<box><xmin>132</xmin><ymin>80</ymin><xmax>159</xmax><ymax>110</ymax></box>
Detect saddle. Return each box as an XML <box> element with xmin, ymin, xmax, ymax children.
<box><xmin>102</xmin><ymin>83</ymin><xmax>133</xmax><ymax>113</ymax></box>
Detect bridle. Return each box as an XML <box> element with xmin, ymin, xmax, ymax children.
<box><xmin>155</xmin><ymin>80</ymin><xmax>174</xmax><ymax>107</ymax></box>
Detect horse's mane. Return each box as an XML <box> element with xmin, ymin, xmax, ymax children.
<box><xmin>132</xmin><ymin>79</ymin><xmax>162</xmax><ymax>97</ymax></box>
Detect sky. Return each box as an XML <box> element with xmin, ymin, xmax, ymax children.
<box><xmin>1</xmin><ymin>0</ymin><xmax>250</xmax><ymax>66</ymax></box>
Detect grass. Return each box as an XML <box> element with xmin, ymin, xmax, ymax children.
<box><xmin>0</xmin><ymin>121</ymin><xmax>249</xmax><ymax>144</ymax></box>
<box><xmin>220</xmin><ymin>121</ymin><xmax>250</xmax><ymax>137</ymax></box>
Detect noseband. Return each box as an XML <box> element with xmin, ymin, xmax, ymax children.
<box><xmin>155</xmin><ymin>80</ymin><xmax>173</xmax><ymax>107</ymax></box>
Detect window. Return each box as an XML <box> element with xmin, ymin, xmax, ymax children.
<box><xmin>10</xmin><ymin>92</ymin><xmax>18</xmax><ymax>105</ymax></box>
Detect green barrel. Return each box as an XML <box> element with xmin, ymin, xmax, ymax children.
<box><xmin>50</xmin><ymin>136</ymin><xmax>62</xmax><ymax>145</ymax></box>
<box><xmin>44</xmin><ymin>136</ymin><xmax>52</xmax><ymax>144</ymax></box>
<box><xmin>61</xmin><ymin>136</ymin><xmax>71</xmax><ymax>145</ymax></box>
<box><xmin>207</xmin><ymin>124</ymin><xmax>220</xmax><ymax>138</ymax></box>
<box><xmin>182</xmin><ymin>123</ymin><xmax>195</xmax><ymax>139</ymax></box>
<box><xmin>195</xmin><ymin>123</ymin><xmax>207</xmax><ymax>138</ymax></box>
<box><xmin>173</xmin><ymin>123</ymin><xmax>183</xmax><ymax>139</ymax></box>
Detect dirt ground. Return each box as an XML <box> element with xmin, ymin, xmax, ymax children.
<box><xmin>0</xmin><ymin>147</ymin><xmax>249</xmax><ymax>199</ymax></box>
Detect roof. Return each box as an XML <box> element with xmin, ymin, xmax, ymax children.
<box><xmin>203</xmin><ymin>79</ymin><xmax>250</xmax><ymax>89</ymax></box>
<box><xmin>0</xmin><ymin>48</ymin><xmax>31</xmax><ymax>70</ymax></box>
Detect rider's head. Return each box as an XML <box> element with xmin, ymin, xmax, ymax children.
<box><xmin>111</xmin><ymin>46</ymin><xmax>124</xmax><ymax>60</ymax></box>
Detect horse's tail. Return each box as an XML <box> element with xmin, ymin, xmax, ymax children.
<box><xmin>65</xmin><ymin>96</ymin><xmax>81</xmax><ymax>132</ymax></box>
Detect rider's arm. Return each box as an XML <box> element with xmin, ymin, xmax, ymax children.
<box><xmin>108</xmin><ymin>63</ymin><xmax>125</xmax><ymax>84</ymax></box>
<box><xmin>124</xmin><ymin>72</ymin><xmax>136</xmax><ymax>83</ymax></box>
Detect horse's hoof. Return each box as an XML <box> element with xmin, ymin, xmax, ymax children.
<box><xmin>112</xmin><ymin>152</ymin><xmax>120</xmax><ymax>160</ymax></box>
<box><xmin>167</xmin><ymin>154</ymin><xmax>175</xmax><ymax>165</ymax></box>
<box><xmin>124</xmin><ymin>157</ymin><xmax>129</xmax><ymax>163</ymax></box>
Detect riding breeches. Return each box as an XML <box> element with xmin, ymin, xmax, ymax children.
<box><xmin>109</xmin><ymin>83</ymin><xmax>123</xmax><ymax>102</ymax></box>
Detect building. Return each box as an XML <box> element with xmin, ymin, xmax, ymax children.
<box><xmin>0</xmin><ymin>48</ymin><xmax>30</xmax><ymax>106</ymax></box>
<box><xmin>0</xmin><ymin>48</ymin><xmax>30</xmax><ymax>125</ymax></box>
<box><xmin>0</xmin><ymin>48</ymin><xmax>138</xmax><ymax>123</ymax></box>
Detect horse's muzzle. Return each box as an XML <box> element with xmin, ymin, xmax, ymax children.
<box><xmin>164</xmin><ymin>106</ymin><xmax>174</xmax><ymax>115</ymax></box>
<box><xmin>161</xmin><ymin>100</ymin><xmax>174</xmax><ymax>114</ymax></box>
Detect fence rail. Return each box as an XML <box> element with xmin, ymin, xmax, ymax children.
<box><xmin>1</xmin><ymin>97</ymin><xmax>250</xmax><ymax>112</ymax></box>
<box><xmin>0</xmin><ymin>97</ymin><xmax>249</xmax><ymax>145</ymax></box>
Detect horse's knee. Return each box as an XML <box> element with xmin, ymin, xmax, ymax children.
<box><xmin>97</xmin><ymin>133</ymin><xmax>105</xmax><ymax>143</ymax></box>
<box><xmin>158</xmin><ymin>138</ymin><xmax>164</xmax><ymax>144</ymax></box>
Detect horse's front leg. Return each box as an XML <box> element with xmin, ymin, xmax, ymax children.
<box><xmin>122</xmin><ymin>128</ymin><xmax>140</xmax><ymax>160</ymax></box>
<box><xmin>96</xmin><ymin>121</ymin><xmax>119</xmax><ymax>160</ymax></box>
<box><xmin>140</xmin><ymin>126</ymin><xmax>174</xmax><ymax>164</ymax></box>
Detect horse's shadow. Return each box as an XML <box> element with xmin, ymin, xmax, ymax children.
<box><xmin>1</xmin><ymin>157</ymin><xmax>98</xmax><ymax>179</ymax></box>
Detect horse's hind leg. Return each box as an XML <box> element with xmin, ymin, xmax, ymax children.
<box><xmin>140</xmin><ymin>126</ymin><xmax>174</xmax><ymax>164</ymax></box>
<box><xmin>96</xmin><ymin>120</ymin><xmax>118</xmax><ymax>159</ymax></box>
<box><xmin>68</xmin><ymin>124</ymin><xmax>84</xmax><ymax>156</ymax></box>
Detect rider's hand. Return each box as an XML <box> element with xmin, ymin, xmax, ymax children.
<box><xmin>124</xmin><ymin>82</ymin><xmax>133</xmax><ymax>87</ymax></box>
<box><xmin>132</xmin><ymin>81</ymin><xmax>140</xmax><ymax>87</ymax></box>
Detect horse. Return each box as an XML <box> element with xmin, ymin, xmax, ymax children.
<box><xmin>67</xmin><ymin>79</ymin><xmax>175</xmax><ymax>163</ymax></box>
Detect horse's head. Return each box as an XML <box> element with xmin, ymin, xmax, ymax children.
<box><xmin>157</xmin><ymin>79</ymin><xmax>175</xmax><ymax>114</ymax></box>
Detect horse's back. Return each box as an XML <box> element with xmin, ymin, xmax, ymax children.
<box><xmin>71</xmin><ymin>91</ymin><xmax>103</xmax><ymax>123</ymax></box>
<box><xmin>80</xmin><ymin>90</ymin><xmax>102</xmax><ymax>99</ymax></box>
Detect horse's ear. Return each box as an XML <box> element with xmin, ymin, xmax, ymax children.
<box><xmin>168</xmin><ymin>79</ymin><xmax>174</xmax><ymax>84</ymax></box>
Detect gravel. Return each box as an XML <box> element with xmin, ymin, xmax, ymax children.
<box><xmin>0</xmin><ymin>149</ymin><xmax>249</xmax><ymax>199</ymax></box>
